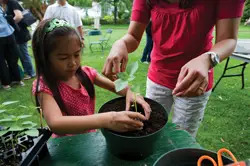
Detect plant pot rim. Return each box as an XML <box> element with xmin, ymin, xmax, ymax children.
<box><xmin>99</xmin><ymin>96</ymin><xmax>168</xmax><ymax>139</ymax></box>
<box><xmin>101</xmin><ymin>121</ymin><xmax>167</xmax><ymax>139</ymax></box>
<box><xmin>153</xmin><ymin>147</ymin><xmax>233</xmax><ymax>166</ymax></box>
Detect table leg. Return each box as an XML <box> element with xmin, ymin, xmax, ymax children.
<box><xmin>212</xmin><ymin>57</ymin><xmax>230</xmax><ymax>92</ymax></box>
<box><xmin>241</xmin><ymin>62</ymin><xmax>248</xmax><ymax>89</ymax></box>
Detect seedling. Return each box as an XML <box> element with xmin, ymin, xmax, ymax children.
<box><xmin>0</xmin><ymin>102</ymin><xmax>39</xmax><ymax>137</ymax></box>
<box><xmin>114</xmin><ymin>61</ymin><xmax>141</xmax><ymax>112</ymax></box>
<box><xmin>0</xmin><ymin>101</ymin><xmax>50</xmax><ymax>165</ymax></box>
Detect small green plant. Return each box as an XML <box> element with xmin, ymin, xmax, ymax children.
<box><xmin>0</xmin><ymin>101</ymin><xmax>44</xmax><ymax>161</ymax></box>
<box><xmin>114</xmin><ymin>61</ymin><xmax>140</xmax><ymax>112</ymax></box>
<box><xmin>0</xmin><ymin>101</ymin><xmax>42</xmax><ymax>138</ymax></box>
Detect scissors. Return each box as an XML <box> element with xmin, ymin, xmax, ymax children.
<box><xmin>197</xmin><ymin>148</ymin><xmax>238</xmax><ymax>166</ymax></box>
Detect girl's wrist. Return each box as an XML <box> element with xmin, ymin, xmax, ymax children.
<box><xmin>100</xmin><ymin>112</ymin><xmax>114</xmax><ymax>129</ymax></box>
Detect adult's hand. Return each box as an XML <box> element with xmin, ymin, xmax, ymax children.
<box><xmin>102</xmin><ymin>39</ymin><xmax>128</xmax><ymax>81</ymax></box>
<box><xmin>172</xmin><ymin>53</ymin><xmax>211</xmax><ymax>97</ymax></box>
<box><xmin>106</xmin><ymin>111</ymin><xmax>146</xmax><ymax>132</ymax></box>
<box><xmin>125</xmin><ymin>89</ymin><xmax>152</xmax><ymax>120</ymax></box>
<box><xmin>102</xmin><ymin>21</ymin><xmax>147</xmax><ymax>81</ymax></box>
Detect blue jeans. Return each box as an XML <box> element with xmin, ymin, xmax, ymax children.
<box><xmin>18</xmin><ymin>42</ymin><xmax>36</xmax><ymax>77</ymax></box>
<box><xmin>141</xmin><ymin>32</ymin><xmax>153</xmax><ymax>62</ymax></box>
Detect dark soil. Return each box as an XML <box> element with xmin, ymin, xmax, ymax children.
<box><xmin>0</xmin><ymin>129</ymin><xmax>51</xmax><ymax>166</ymax></box>
<box><xmin>0</xmin><ymin>132</ymin><xmax>35</xmax><ymax>166</ymax></box>
<box><xmin>100</xmin><ymin>97</ymin><xmax>167</xmax><ymax>137</ymax></box>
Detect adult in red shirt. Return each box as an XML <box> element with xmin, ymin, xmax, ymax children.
<box><xmin>102</xmin><ymin>0</ymin><xmax>245</xmax><ymax>137</ymax></box>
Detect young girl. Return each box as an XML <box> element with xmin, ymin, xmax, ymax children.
<box><xmin>32</xmin><ymin>18</ymin><xmax>151</xmax><ymax>137</ymax></box>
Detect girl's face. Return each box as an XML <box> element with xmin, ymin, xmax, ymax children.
<box><xmin>49</xmin><ymin>34</ymin><xmax>81</xmax><ymax>81</ymax></box>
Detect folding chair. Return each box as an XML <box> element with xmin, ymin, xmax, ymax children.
<box><xmin>99</xmin><ymin>29</ymin><xmax>113</xmax><ymax>49</ymax></box>
<box><xmin>87</xmin><ymin>30</ymin><xmax>104</xmax><ymax>53</ymax></box>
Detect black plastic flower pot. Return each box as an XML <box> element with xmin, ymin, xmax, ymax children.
<box><xmin>153</xmin><ymin>148</ymin><xmax>233</xmax><ymax>166</ymax></box>
<box><xmin>0</xmin><ymin>128</ymin><xmax>52</xmax><ymax>166</ymax></box>
<box><xmin>99</xmin><ymin>97</ymin><xmax>168</xmax><ymax>160</ymax></box>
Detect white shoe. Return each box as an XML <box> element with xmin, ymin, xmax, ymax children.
<box><xmin>11</xmin><ymin>81</ymin><xmax>25</xmax><ymax>86</ymax></box>
<box><xmin>2</xmin><ymin>85</ymin><xmax>11</xmax><ymax>90</ymax></box>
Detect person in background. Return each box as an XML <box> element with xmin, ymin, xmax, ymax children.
<box><xmin>3</xmin><ymin>0</ymin><xmax>36</xmax><ymax>80</ymax></box>
<box><xmin>92</xmin><ymin>0</ymin><xmax>101</xmax><ymax>29</ymax></box>
<box><xmin>0</xmin><ymin>4</ymin><xmax>24</xmax><ymax>90</ymax></box>
<box><xmin>245</xmin><ymin>17</ymin><xmax>250</xmax><ymax>26</ymax></box>
<box><xmin>141</xmin><ymin>21</ymin><xmax>152</xmax><ymax>64</ymax></box>
<box><xmin>32</xmin><ymin>19</ymin><xmax>151</xmax><ymax>137</ymax></box>
<box><xmin>43</xmin><ymin>0</ymin><xmax>84</xmax><ymax>40</ymax></box>
<box><xmin>102</xmin><ymin>0</ymin><xmax>245</xmax><ymax>137</ymax></box>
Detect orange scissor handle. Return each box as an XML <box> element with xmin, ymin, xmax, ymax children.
<box><xmin>197</xmin><ymin>155</ymin><xmax>218</xmax><ymax>166</ymax></box>
<box><xmin>197</xmin><ymin>148</ymin><xmax>238</xmax><ymax>166</ymax></box>
<box><xmin>217</xmin><ymin>148</ymin><xmax>238</xmax><ymax>166</ymax></box>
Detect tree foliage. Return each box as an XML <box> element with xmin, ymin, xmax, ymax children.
<box><xmin>22</xmin><ymin>0</ymin><xmax>50</xmax><ymax>20</ymax></box>
<box><xmin>67</xmin><ymin>0</ymin><xmax>92</xmax><ymax>7</ymax></box>
<box><xmin>242</xmin><ymin>1</ymin><xmax>250</xmax><ymax>23</ymax></box>
<box><xmin>22</xmin><ymin>0</ymin><xmax>92</xmax><ymax>20</ymax></box>
<box><xmin>99</xmin><ymin>0</ymin><xmax>132</xmax><ymax>24</ymax></box>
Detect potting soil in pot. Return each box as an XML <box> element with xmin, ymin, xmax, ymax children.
<box><xmin>100</xmin><ymin>98</ymin><xmax>167</xmax><ymax>136</ymax></box>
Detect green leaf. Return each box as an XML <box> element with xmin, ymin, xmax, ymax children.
<box><xmin>0</xmin><ymin>130</ymin><xmax>8</xmax><ymax>137</ymax></box>
<box><xmin>0</xmin><ymin>110</ymin><xmax>6</xmax><ymax>114</ymax></box>
<box><xmin>28</xmin><ymin>106</ymin><xmax>40</xmax><ymax>110</ymax></box>
<box><xmin>17</xmin><ymin>115</ymin><xmax>32</xmax><ymax>119</ymax></box>
<box><xmin>2</xmin><ymin>101</ymin><xmax>19</xmax><ymax>106</ymax></box>
<box><xmin>128</xmin><ymin>75</ymin><xmax>135</xmax><ymax>82</ymax></box>
<box><xmin>131</xmin><ymin>85</ymin><xmax>141</xmax><ymax>94</ymax></box>
<box><xmin>18</xmin><ymin>105</ymin><xmax>28</xmax><ymax>108</ymax></box>
<box><xmin>22</xmin><ymin>121</ymin><xmax>37</xmax><ymax>128</ymax></box>
<box><xmin>0</xmin><ymin>118</ymin><xmax>14</xmax><ymax>123</ymax></box>
<box><xmin>22</xmin><ymin>121</ymin><xmax>34</xmax><ymax>125</ymax></box>
<box><xmin>117</xmin><ymin>72</ymin><xmax>129</xmax><ymax>80</ymax></box>
<box><xmin>9</xmin><ymin>125</ymin><xmax>24</xmax><ymax>131</ymax></box>
<box><xmin>126</xmin><ymin>61</ymin><xmax>138</xmax><ymax>76</ymax></box>
<box><xmin>114</xmin><ymin>79</ymin><xmax>128</xmax><ymax>92</ymax></box>
<box><xmin>25</xmin><ymin>129</ymin><xmax>39</xmax><ymax>137</ymax></box>
<box><xmin>8</xmin><ymin>115</ymin><xmax>18</xmax><ymax>121</ymax></box>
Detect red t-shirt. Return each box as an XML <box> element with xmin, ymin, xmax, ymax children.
<box><xmin>32</xmin><ymin>66</ymin><xmax>97</xmax><ymax>137</ymax></box>
<box><xmin>131</xmin><ymin>0</ymin><xmax>245</xmax><ymax>90</ymax></box>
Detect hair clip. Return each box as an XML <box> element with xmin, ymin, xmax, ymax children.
<box><xmin>45</xmin><ymin>18</ymin><xmax>72</xmax><ymax>33</ymax></box>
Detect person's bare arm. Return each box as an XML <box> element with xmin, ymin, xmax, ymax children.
<box><xmin>77</xmin><ymin>26</ymin><xmax>84</xmax><ymax>39</ymax></box>
<box><xmin>102</xmin><ymin>21</ymin><xmax>146</xmax><ymax>79</ymax></box>
<box><xmin>13</xmin><ymin>9</ymin><xmax>23</xmax><ymax>23</ymax></box>
<box><xmin>173</xmin><ymin>18</ymin><xmax>241</xmax><ymax>97</ymax></box>
<box><xmin>210</xmin><ymin>18</ymin><xmax>241</xmax><ymax>62</ymax></box>
<box><xmin>39</xmin><ymin>92</ymin><xmax>146</xmax><ymax>134</ymax></box>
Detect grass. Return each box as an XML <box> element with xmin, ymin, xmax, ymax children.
<box><xmin>0</xmin><ymin>24</ymin><xmax>250</xmax><ymax>161</ymax></box>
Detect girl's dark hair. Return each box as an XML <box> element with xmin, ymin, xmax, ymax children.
<box><xmin>147</xmin><ymin>0</ymin><xmax>194</xmax><ymax>9</ymax></box>
<box><xmin>32</xmin><ymin>19</ymin><xmax>95</xmax><ymax>114</ymax></box>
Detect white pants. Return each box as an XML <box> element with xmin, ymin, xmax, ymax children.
<box><xmin>146</xmin><ymin>78</ymin><xmax>211</xmax><ymax>137</ymax></box>
<box><xmin>94</xmin><ymin>17</ymin><xmax>100</xmax><ymax>29</ymax></box>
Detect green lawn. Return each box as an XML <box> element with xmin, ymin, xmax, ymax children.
<box><xmin>0</xmin><ymin>24</ymin><xmax>250</xmax><ymax>161</ymax></box>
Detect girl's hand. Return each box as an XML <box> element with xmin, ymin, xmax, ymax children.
<box><xmin>125</xmin><ymin>89</ymin><xmax>152</xmax><ymax>120</ymax></box>
<box><xmin>106</xmin><ymin>111</ymin><xmax>146</xmax><ymax>132</ymax></box>
<box><xmin>173</xmin><ymin>53</ymin><xmax>210</xmax><ymax>97</ymax></box>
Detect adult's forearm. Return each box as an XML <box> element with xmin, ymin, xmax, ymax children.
<box><xmin>13</xmin><ymin>10</ymin><xmax>23</xmax><ymax>23</ymax></box>
<box><xmin>14</xmin><ymin>15</ymin><xmax>22</xmax><ymax>23</ymax></box>
<box><xmin>77</xmin><ymin>26</ymin><xmax>84</xmax><ymax>38</ymax></box>
<box><xmin>210</xmin><ymin>18</ymin><xmax>241</xmax><ymax>62</ymax></box>
<box><xmin>210</xmin><ymin>38</ymin><xmax>237</xmax><ymax>62</ymax></box>
<box><xmin>121</xmin><ymin>33</ymin><xmax>140</xmax><ymax>53</ymax></box>
<box><xmin>119</xmin><ymin>21</ymin><xmax>146</xmax><ymax>53</ymax></box>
